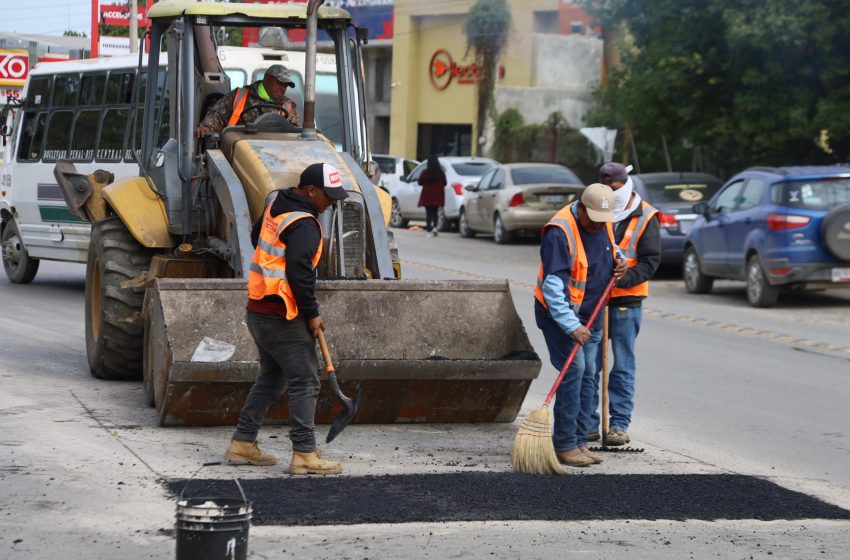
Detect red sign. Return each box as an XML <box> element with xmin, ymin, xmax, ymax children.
<box><xmin>428</xmin><ymin>49</ymin><xmax>482</xmax><ymax>91</ymax></box>
<box><xmin>100</xmin><ymin>4</ymin><xmax>147</xmax><ymax>27</ymax></box>
<box><xmin>0</xmin><ymin>50</ymin><xmax>29</xmax><ymax>87</ymax></box>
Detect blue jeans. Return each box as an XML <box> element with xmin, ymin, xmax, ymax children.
<box><xmin>590</xmin><ymin>306</ymin><xmax>642</xmax><ymax>432</ymax></box>
<box><xmin>535</xmin><ymin>303</ymin><xmax>602</xmax><ymax>452</ymax></box>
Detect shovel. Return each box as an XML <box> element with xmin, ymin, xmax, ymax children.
<box><xmin>317</xmin><ymin>330</ymin><xmax>362</xmax><ymax>443</ymax></box>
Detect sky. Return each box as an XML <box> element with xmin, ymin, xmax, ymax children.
<box><xmin>2</xmin><ymin>0</ymin><xmax>95</xmax><ymax>36</ymax></box>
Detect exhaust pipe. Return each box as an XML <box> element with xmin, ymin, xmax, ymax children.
<box><xmin>301</xmin><ymin>0</ymin><xmax>325</xmax><ymax>139</ymax></box>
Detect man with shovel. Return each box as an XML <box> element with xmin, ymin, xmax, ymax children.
<box><xmin>224</xmin><ymin>162</ymin><xmax>347</xmax><ymax>475</ymax></box>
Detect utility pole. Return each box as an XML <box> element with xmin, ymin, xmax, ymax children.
<box><xmin>129</xmin><ymin>0</ymin><xmax>138</xmax><ymax>53</ymax></box>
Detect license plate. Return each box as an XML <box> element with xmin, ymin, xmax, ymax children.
<box><xmin>832</xmin><ymin>267</ymin><xmax>850</xmax><ymax>283</ymax></box>
<box><xmin>544</xmin><ymin>194</ymin><xmax>566</xmax><ymax>205</ymax></box>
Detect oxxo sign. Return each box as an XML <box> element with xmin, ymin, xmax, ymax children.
<box><xmin>428</xmin><ymin>49</ymin><xmax>482</xmax><ymax>91</ymax></box>
<box><xmin>0</xmin><ymin>50</ymin><xmax>29</xmax><ymax>87</ymax></box>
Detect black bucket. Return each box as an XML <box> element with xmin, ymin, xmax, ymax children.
<box><xmin>175</xmin><ymin>477</ymin><xmax>251</xmax><ymax>560</ymax></box>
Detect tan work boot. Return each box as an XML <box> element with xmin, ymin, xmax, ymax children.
<box><xmin>606</xmin><ymin>428</ymin><xmax>630</xmax><ymax>446</ymax></box>
<box><xmin>224</xmin><ymin>439</ymin><xmax>278</xmax><ymax>466</ymax></box>
<box><xmin>557</xmin><ymin>448</ymin><xmax>594</xmax><ymax>467</ymax></box>
<box><xmin>289</xmin><ymin>450</ymin><xmax>342</xmax><ymax>475</ymax></box>
<box><xmin>579</xmin><ymin>446</ymin><xmax>603</xmax><ymax>464</ymax></box>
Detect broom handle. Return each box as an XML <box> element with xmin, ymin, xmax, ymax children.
<box><xmin>544</xmin><ymin>276</ymin><xmax>617</xmax><ymax>405</ymax></box>
<box><xmin>602</xmin><ymin>309</ymin><xmax>609</xmax><ymax>435</ymax></box>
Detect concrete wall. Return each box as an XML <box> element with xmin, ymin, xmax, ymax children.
<box><xmin>494</xmin><ymin>85</ymin><xmax>594</xmax><ymax>130</ymax></box>
<box><xmin>531</xmin><ymin>34</ymin><xmax>602</xmax><ymax>91</ymax></box>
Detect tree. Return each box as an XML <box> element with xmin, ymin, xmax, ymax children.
<box><xmin>580</xmin><ymin>0</ymin><xmax>850</xmax><ymax>176</ymax></box>
<box><xmin>463</xmin><ymin>0</ymin><xmax>511</xmax><ymax>156</ymax></box>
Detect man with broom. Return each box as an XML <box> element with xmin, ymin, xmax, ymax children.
<box><xmin>533</xmin><ymin>183</ymin><xmax>626</xmax><ymax>468</ymax></box>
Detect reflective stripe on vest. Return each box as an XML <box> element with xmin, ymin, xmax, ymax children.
<box><xmin>611</xmin><ymin>200</ymin><xmax>659</xmax><ymax>299</ymax></box>
<box><xmin>534</xmin><ymin>202</ymin><xmax>617</xmax><ymax>314</ymax></box>
<box><xmin>247</xmin><ymin>207</ymin><xmax>323</xmax><ymax>320</ymax></box>
<box><xmin>227</xmin><ymin>87</ymin><xmax>250</xmax><ymax>127</ymax></box>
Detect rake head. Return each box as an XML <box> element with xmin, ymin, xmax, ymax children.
<box><xmin>587</xmin><ymin>445</ymin><xmax>645</xmax><ymax>453</ymax></box>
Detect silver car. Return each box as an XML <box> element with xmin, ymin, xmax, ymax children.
<box><xmin>459</xmin><ymin>163</ymin><xmax>586</xmax><ymax>244</ymax></box>
<box><xmin>373</xmin><ymin>154</ymin><xmax>419</xmax><ymax>194</ymax></box>
<box><xmin>390</xmin><ymin>156</ymin><xmax>498</xmax><ymax>231</ymax></box>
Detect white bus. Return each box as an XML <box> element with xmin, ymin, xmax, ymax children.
<box><xmin>0</xmin><ymin>46</ymin><xmax>339</xmax><ymax>284</ymax></box>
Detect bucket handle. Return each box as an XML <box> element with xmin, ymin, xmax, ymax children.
<box><xmin>179</xmin><ymin>461</ymin><xmax>248</xmax><ymax>506</ymax></box>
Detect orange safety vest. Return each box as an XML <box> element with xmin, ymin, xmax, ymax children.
<box><xmin>247</xmin><ymin>206</ymin><xmax>323</xmax><ymax>320</ymax></box>
<box><xmin>611</xmin><ymin>200</ymin><xmax>659</xmax><ymax>299</ymax></box>
<box><xmin>534</xmin><ymin>202</ymin><xmax>617</xmax><ymax>314</ymax></box>
<box><xmin>227</xmin><ymin>87</ymin><xmax>295</xmax><ymax>127</ymax></box>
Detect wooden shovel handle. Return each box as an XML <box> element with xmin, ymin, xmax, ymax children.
<box><xmin>316</xmin><ymin>330</ymin><xmax>335</xmax><ymax>374</ymax></box>
<box><xmin>602</xmin><ymin>309</ymin><xmax>609</xmax><ymax>434</ymax></box>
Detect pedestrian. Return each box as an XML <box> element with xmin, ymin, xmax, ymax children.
<box><xmin>417</xmin><ymin>154</ymin><xmax>446</xmax><ymax>237</ymax></box>
<box><xmin>534</xmin><ymin>183</ymin><xmax>627</xmax><ymax>467</ymax></box>
<box><xmin>589</xmin><ymin>162</ymin><xmax>661</xmax><ymax>446</ymax></box>
<box><xmin>196</xmin><ymin>63</ymin><xmax>301</xmax><ymax>137</ymax></box>
<box><xmin>224</xmin><ymin>162</ymin><xmax>348</xmax><ymax>475</ymax></box>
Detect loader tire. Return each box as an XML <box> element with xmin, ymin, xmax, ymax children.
<box><xmin>86</xmin><ymin>217</ymin><xmax>155</xmax><ymax>380</ymax></box>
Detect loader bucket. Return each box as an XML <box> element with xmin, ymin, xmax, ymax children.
<box><xmin>145</xmin><ymin>278</ymin><xmax>541</xmax><ymax>426</ymax></box>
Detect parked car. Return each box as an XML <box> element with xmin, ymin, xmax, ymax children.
<box><xmin>459</xmin><ymin>163</ymin><xmax>586</xmax><ymax>244</ymax></box>
<box><xmin>390</xmin><ymin>157</ymin><xmax>498</xmax><ymax>231</ymax></box>
<box><xmin>683</xmin><ymin>166</ymin><xmax>850</xmax><ymax>307</ymax></box>
<box><xmin>373</xmin><ymin>154</ymin><xmax>419</xmax><ymax>194</ymax></box>
<box><xmin>631</xmin><ymin>172</ymin><xmax>724</xmax><ymax>265</ymax></box>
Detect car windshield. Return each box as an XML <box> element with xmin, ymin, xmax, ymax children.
<box><xmin>773</xmin><ymin>178</ymin><xmax>850</xmax><ymax>210</ymax></box>
<box><xmin>451</xmin><ymin>161</ymin><xmax>495</xmax><ymax>176</ymax></box>
<box><xmin>374</xmin><ymin>157</ymin><xmax>396</xmax><ymax>174</ymax></box>
<box><xmin>641</xmin><ymin>180</ymin><xmax>723</xmax><ymax>204</ymax></box>
<box><xmin>511</xmin><ymin>166</ymin><xmax>582</xmax><ymax>185</ymax></box>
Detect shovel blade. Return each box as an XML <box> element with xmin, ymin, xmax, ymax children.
<box><xmin>326</xmin><ymin>388</ymin><xmax>362</xmax><ymax>443</ymax></box>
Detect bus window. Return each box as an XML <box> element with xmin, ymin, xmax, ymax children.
<box><xmin>71</xmin><ymin>109</ymin><xmax>100</xmax><ymax>161</ymax></box>
<box><xmin>53</xmin><ymin>75</ymin><xmax>81</xmax><ymax>107</ymax></box>
<box><xmin>43</xmin><ymin>111</ymin><xmax>73</xmax><ymax>161</ymax></box>
<box><xmin>105</xmin><ymin>72</ymin><xmax>135</xmax><ymax>105</ymax></box>
<box><xmin>99</xmin><ymin>108</ymin><xmax>129</xmax><ymax>161</ymax></box>
<box><xmin>25</xmin><ymin>77</ymin><xmax>52</xmax><ymax>108</ymax></box>
<box><xmin>80</xmin><ymin>74</ymin><xmax>106</xmax><ymax>106</ymax></box>
<box><xmin>17</xmin><ymin>112</ymin><xmax>47</xmax><ymax>161</ymax></box>
<box><xmin>224</xmin><ymin>69</ymin><xmax>246</xmax><ymax>89</ymax></box>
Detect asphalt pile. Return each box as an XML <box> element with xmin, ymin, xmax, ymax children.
<box><xmin>167</xmin><ymin>473</ymin><xmax>850</xmax><ymax>526</ymax></box>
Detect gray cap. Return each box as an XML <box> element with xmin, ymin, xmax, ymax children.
<box><xmin>581</xmin><ymin>183</ymin><xmax>615</xmax><ymax>223</ymax></box>
<box><xmin>599</xmin><ymin>162</ymin><xmax>629</xmax><ymax>185</ymax></box>
<box><xmin>264</xmin><ymin>64</ymin><xmax>295</xmax><ymax>87</ymax></box>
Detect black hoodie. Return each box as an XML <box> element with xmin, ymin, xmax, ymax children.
<box><xmin>247</xmin><ymin>188</ymin><xmax>322</xmax><ymax>319</ymax></box>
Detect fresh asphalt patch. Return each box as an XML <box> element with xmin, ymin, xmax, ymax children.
<box><xmin>166</xmin><ymin>473</ymin><xmax>850</xmax><ymax>525</ymax></box>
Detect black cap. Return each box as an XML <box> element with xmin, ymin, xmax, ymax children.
<box><xmin>298</xmin><ymin>163</ymin><xmax>349</xmax><ymax>201</ymax></box>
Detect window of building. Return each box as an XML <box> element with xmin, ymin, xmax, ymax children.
<box><xmin>416</xmin><ymin>124</ymin><xmax>472</xmax><ymax>160</ymax></box>
<box><xmin>570</xmin><ymin>21</ymin><xmax>585</xmax><ymax>34</ymax></box>
<box><xmin>534</xmin><ymin>11</ymin><xmax>560</xmax><ymax>34</ymax></box>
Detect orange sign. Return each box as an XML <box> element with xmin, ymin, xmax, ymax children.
<box><xmin>0</xmin><ymin>50</ymin><xmax>29</xmax><ymax>87</ymax></box>
<box><xmin>429</xmin><ymin>49</ymin><xmax>482</xmax><ymax>91</ymax></box>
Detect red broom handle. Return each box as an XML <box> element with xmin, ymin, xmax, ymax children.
<box><xmin>543</xmin><ymin>276</ymin><xmax>617</xmax><ymax>405</ymax></box>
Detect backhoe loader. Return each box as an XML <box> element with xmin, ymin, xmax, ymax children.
<box><xmin>55</xmin><ymin>0</ymin><xmax>540</xmax><ymax>426</ymax></box>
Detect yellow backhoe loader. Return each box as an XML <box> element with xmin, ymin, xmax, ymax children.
<box><xmin>54</xmin><ymin>0</ymin><xmax>540</xmax><ymax>426</ymax></box>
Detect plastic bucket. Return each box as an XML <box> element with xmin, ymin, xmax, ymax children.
<box><xmin>175</xmin><ymin>479</ymin><xmax>251</xmax><ymax>560</ymax></box>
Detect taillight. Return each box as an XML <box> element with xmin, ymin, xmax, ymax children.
<box><xmin>658</xmin><ymin>212</ymin><xmax>679</xmax><ymax>229</ymax></box>
<box><xmin>767</xmin><ymin>214</ymin><xmax>810</xmax><ymax>231</ymax></box>
<box><xmin>510</xmin><ymin>192</ymin><xmax>525</xmax><ymax>207</ymax></box>
<box><xmin>451</xmin><ymin>183</ymin><xmax>464</xmax><ymax>196</ymax></box>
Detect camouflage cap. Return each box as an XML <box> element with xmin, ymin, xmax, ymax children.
<box><xmin>264</xmin><ymin>64</ymin><xmax>295</xmax><ymax>87</ymax></box>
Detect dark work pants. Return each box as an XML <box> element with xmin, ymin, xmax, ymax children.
<box><xmin>233</xmin><ymin>310</ymin><xmax>320</xmax><ymax>452</ymax></box>
<box><xmin>425</xmin><ymin>206</ymin><xmax>439</xmax><ymax>232</ymax></box>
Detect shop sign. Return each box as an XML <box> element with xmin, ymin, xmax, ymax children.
<box><xmin>100</xmin><ymin>4</ymin><xmax>147</xmax><ymax>27</ymax></box>
<box><xmin>99</xmin><ymin>36</ymin><xmax>131</xmax><ymax>57</ymax></box>
<box><xmin>429</xmin><ymin>49</ymin><xmax>482</xmax><ymax>91</ymax></box>
<box><xmin>2</xmin><ymin>87</ymin><xmax>22</xmax><ymax>106</ymax></box>
<box><xmin>0</xmin><ymin>50</ymin><xmax>29</xmax><ymax>87</ymax></box>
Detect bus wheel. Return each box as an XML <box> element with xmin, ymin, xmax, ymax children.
<box><xmin>1</xmin><ymin>220</ymin><xmax>40</xmax><ymax>284</ymax></box>
<box><xmin>86</xmin><ymin>217</ymin><xmax>154</xmax><ymax>380</ymax></box>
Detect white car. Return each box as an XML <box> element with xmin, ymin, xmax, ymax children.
<box><xmin>390</xmin><ymin>156</ymin><xmax>499</xmax><ymax>231</ymax></box>
<box><xmin>373</xmin><ymin>154</ymin><xmax>419</xmax><ymax>194</ymax></box>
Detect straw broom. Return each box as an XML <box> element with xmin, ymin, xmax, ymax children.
<box><xmin>511</xmin><ymin>277</ymin><xmax>617</xmax><ymax>474</ymax></box>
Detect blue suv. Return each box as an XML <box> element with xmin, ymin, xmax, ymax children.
<box><xmin>683</xmin><ymin>166</ymin><xmax>850</xmax><ymax>307</ymax></box>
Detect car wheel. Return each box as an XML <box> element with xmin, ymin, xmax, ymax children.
<box><xmin>436</xmin><ymin>208</ymin><xmax>454</xmax><ymax>232</ymax></box>
<box><xmin>494</xmin><ymin>214</ymin><xmax>512</xmax><ymax>245</ymax></box>
<box><xmin>390</xmin><ymin>199</ymin><xmax>408</xmax><ymax>229</ymax></box>
<box><xmin>746</xmin><ymin>255</ymin><xmax>779</xmax><ymax>308</ymax></box>
<box><xmin>1</xmin><ymin>219</ymin><xmax>40</xmax><ymax>284</ymax></box>
<box><xmin>459</xmin><ymin>210</ymin><xmax>476</xmax><ymax>238</ymax></box>
<box><xmin>683</xmin><ymin>247</ymin><xmax>713</xmax><ymax>294</ymax></box>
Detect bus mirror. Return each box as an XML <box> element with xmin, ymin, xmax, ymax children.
<box><xmin>356</xmin><ymin>27</ymin><xmax>369</xmax><ymax>45</ymax></box>
<box><xmin>0</xmin><ymin>124</ymin><xmax>10</xmax><ymax>138</ymax></box>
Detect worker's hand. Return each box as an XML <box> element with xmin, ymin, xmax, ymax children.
<box><xmin>195</xmin><ymin>124</ymin><xmax>212</xmax><ymax>138</ymax></box>
<box><xmin>307</xmin><ymin>315</ymin><xmax>325</xmax><ymax>339</ymax></box>
<box><xmin>613</xmin><ymin>257</ymin><xmax>628</xmax><ymax>279</ymax></box>
<box><xmin>570</xmin><ymin>325</ymin><xmax>591</xmax><ymax>346</ymax></box>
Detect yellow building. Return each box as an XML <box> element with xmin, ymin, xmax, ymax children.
<box><xmin>390</xmin><ymin>0</ymin><xmax>601</xmax><ymax>160</ymax></box>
